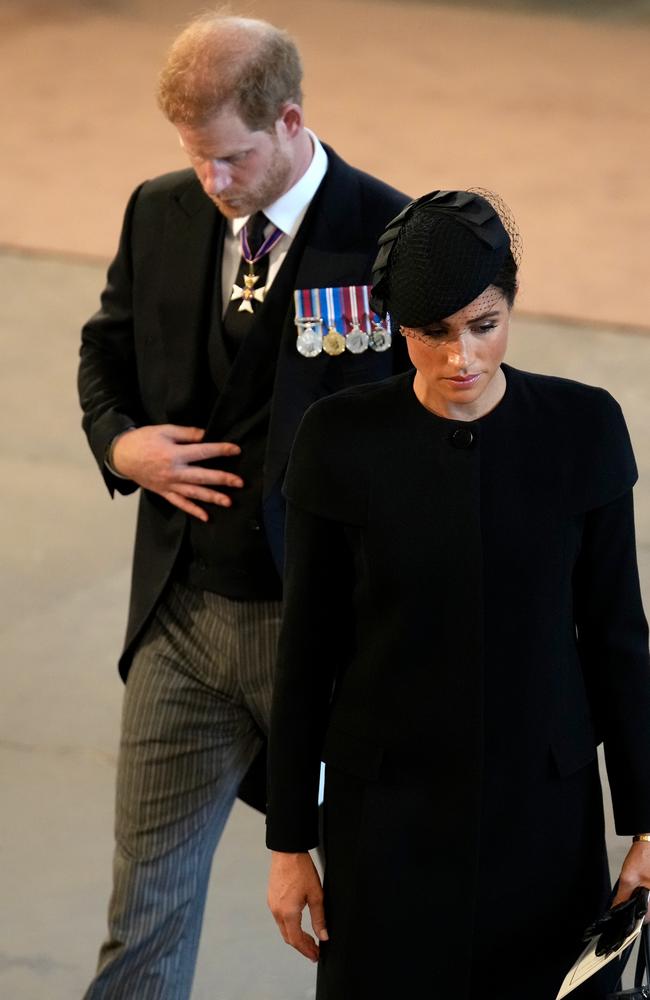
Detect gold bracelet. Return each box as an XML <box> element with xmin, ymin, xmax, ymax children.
<box><xmin>633</xmin><ymin>834</ymin><xmax>650</xmax><ymax>843</ymax></box>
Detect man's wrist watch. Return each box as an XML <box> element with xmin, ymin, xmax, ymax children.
<box><xmin>632</xmin><ymin>834</ymin><xmax>650</xmax><ymax>843</ymax></box>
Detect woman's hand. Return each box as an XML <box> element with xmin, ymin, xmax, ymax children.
<box><xmin>267</xmin><ymin>851</ymin><xmax>329</xmax><ymax>962</ymax></box>
<box><xmin>612</xmin><ymin>841</ymin><xmax>650</xmax><ymax>923</ymax></box>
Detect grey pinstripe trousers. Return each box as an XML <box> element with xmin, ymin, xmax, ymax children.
<box><xmin>84</xmin><ymin>581</ymin><xmax>282</xmax><ymax>999</ymax></box>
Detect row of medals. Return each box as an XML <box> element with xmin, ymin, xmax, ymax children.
<box><xmin>296</xmin><ymin>320</ymin><xmax>392</xmax><ymax>358</ymax></box>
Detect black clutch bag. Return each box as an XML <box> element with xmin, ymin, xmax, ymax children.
<box><xmin>607</xmin><ymin>923</ymin><xmax>650</xmax><ymax>999</ymax></box>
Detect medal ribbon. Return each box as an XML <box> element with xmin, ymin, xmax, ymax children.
<box><xmin>294</xmin><ymin>288</ymin><xmax>322</xmax><ymax>323</ymax></box>
<box><xmin>361</xmin><ymin>285</ymin><xmax>371</xmax><ymax>330</ymax></box>
<box><xmin>240</xmin><ymin>222</ymin><xmax>284</xmax><ymax>264</ymax></box>
<box><xmin>343</xmin><ymin>285</ymin><xmax>372</xmax><ymax>334</ymax></box>
<box><xmin>342</xmin><ymin>286</ymin><xmax>355</xmax><ymax>330</ymax></box>
<box><xmin>356</xmin><ymin>285</ymin><xmax>371</xmax><ymax>334</ymax></box>
<box><xmin>323</xmin><ymin>286</ymin><xmax>344</xmax><ymax>332</ymax></box>
<box><xmin>363</xmin><ymin>283</ymin><xmax>391</xmax><ymax>333</ymax></box>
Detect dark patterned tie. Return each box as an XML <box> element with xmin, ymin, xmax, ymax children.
<box><xmin>222</xmin><ymin>211</ymin><xmax>270</xmax><ymax>357</ymax></box>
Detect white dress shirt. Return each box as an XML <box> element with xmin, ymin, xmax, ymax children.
<box><xmin>221</xmin><ymin>130</ymin><xmax>328</xmax><ymax>315</ymax></box>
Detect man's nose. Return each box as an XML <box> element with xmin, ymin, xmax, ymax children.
<box><xmin>201</xmin><ymin>160</ymin><xmax>232</xmax><ymax>195</ymax></box>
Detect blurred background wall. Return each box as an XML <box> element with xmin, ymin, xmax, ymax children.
<box><xmin>1</xmin><ymin>3</ymin><xmax>649</xmax><ymax>998</ymax></box>
<box><xmin>2</xmin><ymin>0</ymin><xmax>650</xmax><ymax>324</ymax></box>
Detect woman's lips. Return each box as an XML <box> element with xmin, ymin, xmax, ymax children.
<box><xmin>445</xmin><ymin>373</ymin><xmax>481</xmax><ymax>387</ymax></box>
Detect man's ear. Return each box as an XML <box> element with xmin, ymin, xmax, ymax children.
<box><xmin>276</xmin><ymin>102</ymin><xmax>304</xmax><ymax>139</ymax></box>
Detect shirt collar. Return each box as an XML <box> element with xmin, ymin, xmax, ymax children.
<box><xmin>231</xmin><ymin>129</ymin><xmax>328</xmax><ymax>239</ymax></box>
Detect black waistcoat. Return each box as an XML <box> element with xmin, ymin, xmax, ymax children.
<box><xmin>176</xmin><ymin>219</ymin><xmax>310</xmax><ymax>600</ymax></box>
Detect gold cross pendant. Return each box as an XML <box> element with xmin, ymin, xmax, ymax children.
<box><xmin>230</xmin><ymin>272</ymin><xmax>266</xmax><ymax>314</ymax></box>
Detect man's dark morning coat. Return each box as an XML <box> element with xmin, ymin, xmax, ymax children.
<box><xmin>78</xmin><ymin>146</ymin><xmax>409</xmax><ymax>803</ymax></box>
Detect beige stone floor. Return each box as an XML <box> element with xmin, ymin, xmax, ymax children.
<box><xmin>2</xmin><ymin>0</ymin><xmax>650</xmax><ymax>327</ymax></box>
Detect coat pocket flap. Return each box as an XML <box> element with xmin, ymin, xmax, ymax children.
<box><xmin>550</xmin><ymin>718</ymin><xmax>598</xmax><ymax>777</ymax></box>
<box><xmin>321</xmin><ymin>724</ymin><xmax>384</xmax><ymax>780</ymax></box>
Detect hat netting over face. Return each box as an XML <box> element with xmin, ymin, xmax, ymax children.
<box><xmin>370</xmin><ymin>189</ymin><xmax>521</xmax><ymax>336</ymax></box>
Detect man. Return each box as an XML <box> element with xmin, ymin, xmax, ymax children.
<box><xmin>78</xmin><ymin>11</ymin><xmax>409</xmax><ymax>998</ymax></box>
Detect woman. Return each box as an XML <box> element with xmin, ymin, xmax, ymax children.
<box><xmin>266</xmin><ymin>190</ymin><xmax>650</xmax><ymax>999</ymax></box>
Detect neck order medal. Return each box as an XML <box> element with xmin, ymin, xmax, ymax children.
<box><xmin>230</xmin><ymin>217</ymin><xmax>283</xmax><ymax>314</ymax></box>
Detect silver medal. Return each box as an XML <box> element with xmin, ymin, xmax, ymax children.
<box><xmin>368</xmin><ymin>322</ymin><xmax>392</xmax><ymax>352</ymax></box>
<box><xmin>346</xmin><ymin>324</ymin><xmax>369</xmax><ymax>354</ymax></box>
<box><xmin>296</xmin><ymin>326</ymin><xmax>323</xmax><ymax>358</ymax></box>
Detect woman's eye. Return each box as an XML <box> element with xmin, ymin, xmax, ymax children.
<box><xmin>474</xmin><ymin>322</ymin><xmax>497</xmax><ymax>334</ymax></box>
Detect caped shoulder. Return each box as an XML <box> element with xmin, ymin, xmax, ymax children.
<box><xmin>507</xmin><ymin>364</ymin><xmax>619</xmax><ymax>416</ymax></box>
<box><xmin>299</xmin><ymin>372</ymin><xmax>409</xmax><ymax>436</ymax></box>
<box><xmin>283</xmin><ymin>374</ymin><xmax>410</xmax><ymax>520</ymax></box>
<box><xmin>505</xmin><ymin>364</ymin><xmax>629</xmax><ymax>441</ymax></box>
<box><xmin>505</xmin><ymin>365</ymin><xmax>637</xmax><ymax>507</ymax></box>
<box><xmin>307</xmin><ymin>370</ymin><xmax>410</xmax><ymax>413</ymax></box>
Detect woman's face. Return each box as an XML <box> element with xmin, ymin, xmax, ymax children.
<box><xmin>402</xmin><ymin>285</ymin><xmax>511</xmax><ymax>419</ymax></box>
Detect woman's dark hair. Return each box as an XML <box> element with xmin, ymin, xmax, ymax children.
<box><xmin>491</xmin><ymin>248</ymin><xmax>518</xmax><ymax>308</ymax></box>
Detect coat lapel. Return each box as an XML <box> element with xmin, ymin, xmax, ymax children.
<box><xmin>264</xmin><ymin>150</ymin><xmax>371</xmax><ymax>495</ymax></box>
<box><xmin>158</xmin><ymin>176</ymin><xmax>224</xmax><ymax>422</ymax></box>
<box><xmin>207</xmin><ymin>255</ymin><xmax>232</xmax><ymax>393</ymax></box>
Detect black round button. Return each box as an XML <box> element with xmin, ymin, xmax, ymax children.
<box><xmin>450</xmin><ymin>427</ymin><xmax>475</xmax><ymax>449</ymax></box>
